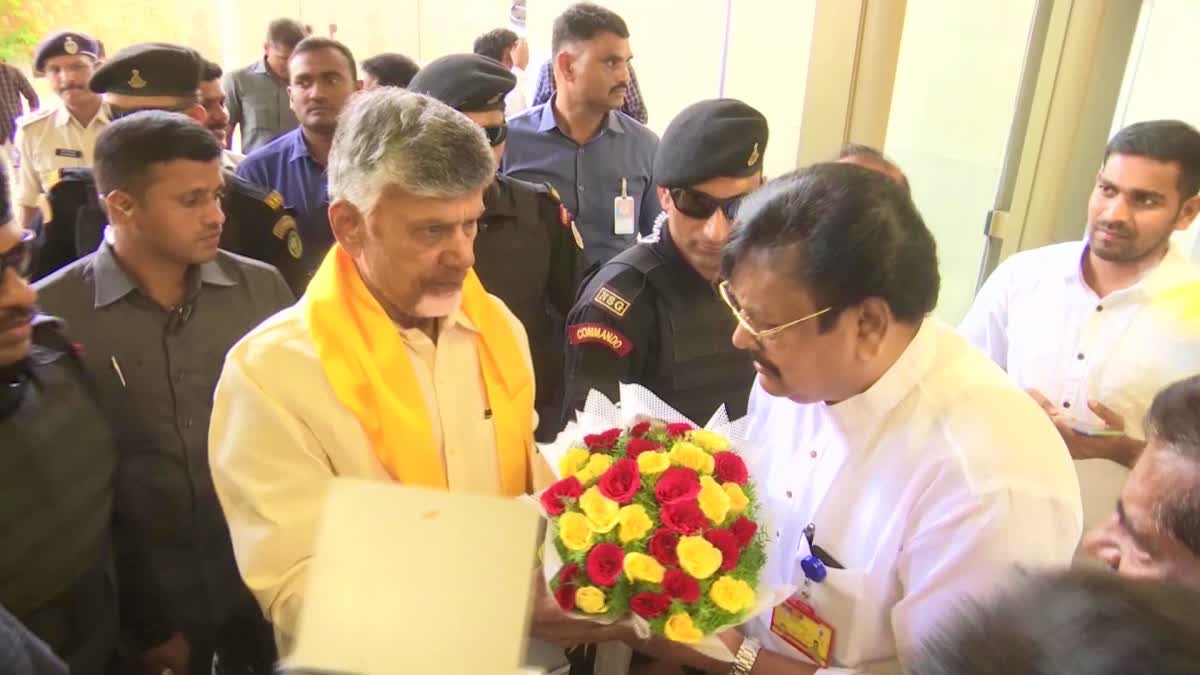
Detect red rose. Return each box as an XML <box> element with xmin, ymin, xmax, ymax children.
<box><xmin>624</xmin><ymin>437</ymin><xmax>662</xmax><ymax>460</ymax></box>
<box><xmin>540</xmin><ymin>476</ymin><xmax>584</xmax><ymax>516</ymax></box>
<box><xmin>662</xmin><ymin>569</ymin><xmax>701</xmax><ymax>604</ymax></box>
<box><xmin>704</xmin><ymin>529</ymin><xmax>741</xmax><ymax>571</ymax></box>
<box><xmin>584</xmin><ymin>428</ymin><xmax>622</xmax><ymax>450</ymax></box>
<box><xmin>597</xmin><ymin>459</ymin><xmax>640</xmax><ymax>504</ymax></box>
<box><xmin>630</xmin><ymin>421</ymin><xmax>652</xmax><ymax>437</ymax></box>
<box><xmin>630</xmin><ymin>592</ymin><xmax>672</xmax><ymax>619</ymax></box>
<box><xmin>654</xmin><ymin>467</ymin><xmax>702</xmax><ymax>505</ymax></box>
<box><xmin>660</xmin><ymin>500</ymin><xmax>706</xmax><ymax>535</ymax></box>
<box><xmin>586</xmin><ymin>543</ymin><xmax>624</xmax><ymax>587</ymax></box>
<box><xmin>731</xmin><ymin>517</ymin><xmax>758</xmax><ymax>549</ymax></box>
<box><xmin>648</xmin><ymin>529</ymin><xmax>680</xmax><ymax>567</ymax></box>
<box><xmin>712</xmin><ymin>452</ymin><xmax>749</xmax><ymax>485</ymax></box>
<box><xmin>666</xmin><ymin>422</ymin><xmax>694</xmax><ymax>438</ymax></box>
<box><xmin>555</xmin><ymin>563</ymin><xmax>580</xmax><ymax>611</ymax></box>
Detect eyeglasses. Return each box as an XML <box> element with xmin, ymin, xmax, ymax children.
<box><xmin>669</xmin><ymin>187</ymin><xmax>748</xmax><ymax>221</ymax></box>
<box><xmin>1</xmin><ymin>230</ymin><xmax>36</xmax><ymax>280</ymax></box>
<box><xmin>108</xmin><ymin>103</ymin><xmax>194</xmax><ymax>120</ymax></box>
<box><xmin>482</xmin><ymin>123</ymin><xmax>509</xmax><ymax>147</ymax></box>
<box><xmin>717</xmin><ymin>279</ymin><xmax>832</xmax><ymax>340</ymax></box>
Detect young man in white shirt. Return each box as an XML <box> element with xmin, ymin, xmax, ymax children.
<box><xmin>960</xmin><ymin>119</ymin><xmax>1200</xmax><ymax>529</ymax></box>
<box><xmin>535</xmin><ymin>164</ymin><xmax>1082</xmax><ymax>674</ymax></box>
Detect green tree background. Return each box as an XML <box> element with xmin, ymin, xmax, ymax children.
<box><xmin>0</xmin><ymin>0</ymin><xmax>52</xmax><ymax>64</ymax></box>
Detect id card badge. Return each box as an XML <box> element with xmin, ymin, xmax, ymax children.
<box><xmin>770</xmin><ymin>597</ymin><xmax>835</xmax><ymax>668</ymax></box>
<box><xmin>614</xmin><ymin>177</ymin><xmax>635</xmax><ymax>235</ymax></box>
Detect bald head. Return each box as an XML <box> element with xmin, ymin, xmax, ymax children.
<box><xmin>836</xmin><ymin>143</ymin><xmax>909</xmax><ymax>193</ymax></box>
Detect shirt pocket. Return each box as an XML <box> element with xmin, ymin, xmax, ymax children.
<box><xmin>804</xmin><ymin>567</ymin><xmax>873</xmax><ymax>667</ymax></box>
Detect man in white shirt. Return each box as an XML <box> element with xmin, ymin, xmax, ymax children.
<box><xmin>960</xmin><ymin>119</ymin><xmax>1200</xmax><ymax>530</ymax></box>
<box><xmin>473</xmin><ymin>28</ymin><xmax>530</xmax><ymax>116</ymax></box>
<box><xmin>208</xmin><ymin>89</ymin><xmax>554</xmax><ymax>652</ymax></box>
<box><xmin>605</xmin><ymin>163</ymin><xmax>1082</xmax><ymax>674</ymax></box>
<box><xmin>1084</xmin><ymin>374</ymin><xmax>1200</xmax><ymax>586</ymax></box>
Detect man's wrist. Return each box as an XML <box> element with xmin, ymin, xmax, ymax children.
<box><xmin>728</xmin><ymin>636</ymin><xmax>760</xmax><ymax>675</ymax></box>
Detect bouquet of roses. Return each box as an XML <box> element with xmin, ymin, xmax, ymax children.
<box><xmin>537</xmin><ymin>385</ymin><xmax>788</xmax><ymax>660</ymax></box>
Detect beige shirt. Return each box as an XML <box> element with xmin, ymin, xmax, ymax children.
<box><xmin>208</xmin><ymin>296</ymin><xmax>550</xmax><ymax>647</ymax></box>
<box><xmin>14</xmin><ymin>103</ymin><xmax>109</xmax><ymax>206</ymax></box>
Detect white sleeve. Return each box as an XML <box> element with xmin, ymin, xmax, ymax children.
<box><xmin>958</xmin><ymin>261</ymin><xmax>1014</xmax><ymax>370</ymax></box>
<box><xmin>14</xmin><ymin>125</ymin><xmax>41</xmax><ymax>207</ymax></box>
<box><xmin>208</xmin><ymin>347</ymin><xmax>333</xmax><ymax>648</ymax></box>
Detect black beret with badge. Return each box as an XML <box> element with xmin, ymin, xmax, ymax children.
<box><xmin>407</xmin><ymin>54</ymin><xmax>517</xmax><ymax>113</ymax></box>
<box><xmin>653</xmin><ymin>98</ymin><xmax>769</xmax><ymax>188</ymax></box>
<box><xmin>89</xmin><ymin>42</ymin><xmax>203</xmax><ymax>97</ymax></box>
<box><xmin>33</xmin><ymin>31</ymin><xmax>101</xmax><ymax>74</ymax></box>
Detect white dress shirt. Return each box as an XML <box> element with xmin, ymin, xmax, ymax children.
<box><xmin>959</xmin><ymin>241</ymin><xmax>1200</xmax><ymax>527</ymax></box>
<box><xmin>14</xmin><ymin>104</ymin><xmax>109</xmax><ymax>207</ymax></box>
<box><xmin>742</xmin><ymin>320</ymin><xmax>1082</xmax><ymax>674</ymax></box>
<box><xmin>505</xmin><ymin>67</ymin><xmax>529</xmax><ymax>116</ymax></box>
<box><xmin>208</xmin><ymin>297</ymin><xmax>548</xmax><ymax>649</ymax></box>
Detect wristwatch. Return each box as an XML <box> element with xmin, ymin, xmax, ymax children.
<box><xmin>729</xmin><ymin>637</ymin><xmax>761</xmax><ymax>675</ymax></box>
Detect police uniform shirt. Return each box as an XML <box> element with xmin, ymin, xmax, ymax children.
<box><xmin>742</xmin><ymin>319</ymin><xmax>1082</xmax><ymax>672</ymax></box>
<box><xmin>14</xmin><ymin>104</ymin><xmax>109</xmax><ymax>208</ymax></box>
<box><xmin>960</xmin><ymin>240</ymin><xmax>1200</xmax><ymax>531</ymax></box>
<box><xmin>560</xmin><ymin>219</ymin><xmax>755</xmax><ymax>429</ymax></box>
<box><xmin>477</xmin><ymin>174</ymin><xmax>583</xmax><ymax>432</ymax></box>
<box><xmin>33</xmin><ymin>243</ymin><xmax>294</xmax><ymax>642</ymax></box>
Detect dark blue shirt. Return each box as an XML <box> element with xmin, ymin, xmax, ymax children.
<box><xmin>502</xmin><ymin>98</ymin><xmax>659</xmax><ymax>266</ymax></box>
<box><xmin>237</xmin><ymin>128</ymin><xmax>333</xmax><ymax>250</ymax></box>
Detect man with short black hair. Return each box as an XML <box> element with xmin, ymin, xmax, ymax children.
<box><xmin>1084</xmin><ymin>374</ymin><xmax>1200</xmax><ymax>585</ymax></box>
<box><xmin>910</xmin><ymin>569</ymin><xmax>1200</xmax><ymax>675</ymax></box>
<box><xmin>36</xmin><ymin>110</ymin><xmax>292</xmax><ymax>675</ymax></box>
<box><xmin>961</xmin><ymin>119</ymin><xmax>1200</xmax><ymax>531</ymax></box>
<box><xmin>504</xmin><ymin>2</ymin><xmax>659</xmax><ymax>266</ymax></box>
<box><xmin>239</xmin><ymin>36</ymin><xmax>361</xmax><ymax>265</ymax></box>
<box><xmin>199</xmin><ymin>59</ymin><xmax>243</xmax><ymax>170</ymax></box>
<box><xmin>224</xmin><ymin>18</ymin><xmax>305</xmax><ymax>153</ymax></box>
<box><xmin>361</xmin><ymin>52</ymin><xmax>420</xmax><ymax>89</ymax></box>
<box><xmin>472</xmin><ymin>28</ymin><xmax>529</xmax><ymax>115</ymax></box>
<box><xmin>593</xmin><ymin>163</ymin><xmax>1081</xmax><ymax>674</ymax></box>
<box><xmin>15</xmin><ymin>30</ymin><xmax>107</xmax><ymax>229</ymax></box>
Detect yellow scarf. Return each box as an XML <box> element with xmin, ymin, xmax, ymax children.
<box><xmin>303</xmin><ymin>245</ymin><xmax>533</xmax><ymax>495</ymax></box>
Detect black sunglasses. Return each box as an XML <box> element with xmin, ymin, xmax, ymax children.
<box><xmin>669</xmin><ymin>187</ymin><xmax>748</xmax><ymax>221</ymax></box>
<box><xmin>108</xmin><ymin>103</ymin><xmax>194</xmax><ymax>120</ymax></box>
<box><xmin>1</xmin><ymin>230</ymin><xmax>36</xmax><ymax>280</ymax></box>
<box><xmin>483</xmin><ymin>123</ymin><xmax>509</xmax><ymax>147</ymax></box>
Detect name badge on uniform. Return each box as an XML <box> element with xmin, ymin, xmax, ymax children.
<box><xmin>614</xmin><ymin>177</ymin><xmax>635</xmax><ymax>235</ymax></box>
<box><xmin>770</xmin><ymin>597</ymin><xmax>835</xmax><ymax>668</ymax></box>
<box><xmin>54</xmin><ymin>148</ymin><xmax>83</xmax><ymax>159</ymax></box>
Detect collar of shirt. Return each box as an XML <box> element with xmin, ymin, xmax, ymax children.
<box><xmin>823</xmin><ymin>318</ymin><xmax>938</xmax><ymax>446</ymax></box>
<box><xmin>395</xmin><ymin>308</ymin><xmax>480</xmax><ymax>344</ymax></box>
<box><xmin>1067</xmin><ymin>240</ymin><xmax>1199</xmax><ymax>300</ymax></box>
<box><xmin>535</xmin><ymin>95</ymin><xmax>625</xmax><ymax>139</ymax></box>
<box><xmin>284</xmin><ymin>128</ymin><xmax>323</xmax><ymax>166</ymax></box>
<box><xmin>483</xmin><ymin>177</ymin><xmax>515</xmax><ymax>218</ymax></box>
<box><xmin>92</xmin><ymin>241</ymin><xmax>238</xmax><ymax>309</ymax></box>
<box><xmin>53</xmin><ymin>103</ymin><xmax>109</xmax><ymax>129</ymax></box>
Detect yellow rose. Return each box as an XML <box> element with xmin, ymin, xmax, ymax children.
<box><xmin>688</xmin><ymin>429</ymin><xmax>731</xmax><ymax>453</ymax></box>
<box><xmin>557</xmin><ymin>511</ymin><xmax>594</xmax><ymax>552</ymax></box>
<box><xmin>709</xmin><ymin>576</ymin><xmax>756</xmax><ymax>614</ymax></box>
<box><xmin>560</xmin><ymin>447</ymin><xmax>590</xmax><ymax>478</ymax></box>
<box><xmin>700</xmin><ymin>451</ymin><xmax>715</xmax><ymax>475</ymax></box>
<box><xmin>636</xmin><ymin>450</ymin><xmax>671</xmax><ymax>475</ymax></box>
<box><xmin>618</xmin><ymin>504</ymin><xmax>654</xmax><ymax>543</ymax></box>
<box><xmin>575</xmin><ymin>586</ymin><xmax>608</xmax><ymax>614</ymax></box>
<box><xmin>586</xmin><ymin>453</ymin><xmax>614</xmax><ymax>477</ymax></box>
<box><xmin>698</xmin><ymin>476</ymin><xmax>731</xmax><ymax>525</ymax></box>
<box><xmin>580</xmin><ymin>486</ymin><xmax>620</xmax><ymax>533</ymax></box>
<box><xmin>676</xmin><ymin>535</ymin><xmax>723</xmax><ymax>579</ymax></box>
<box><xmin>663</xmin><ymin>612</ymin><xmax>704</xmax><ymax>644</ymax></box>
<box><xmin>723</xmin><ymin>482</ymin><xmax>749</xmax><ymax>514</ymax></box>
<box><xmin>623</xmin><ymin>552</ymin><xmax>666</xmax><ymax>583</ymax></box>
<box><xmin>669</xmin><ymin>442</ymin><xmax>709</xmax><ymax>472</ymax></box>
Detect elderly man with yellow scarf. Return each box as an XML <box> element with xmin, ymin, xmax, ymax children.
<box><xmin>208</xmin><ymin>88</ymin><xmax>555</xmax><ymax>649</ymax></box>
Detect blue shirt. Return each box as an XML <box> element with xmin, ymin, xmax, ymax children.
<box><xmin>502</xmin><ymin>99</ymin><xmax>660</xmax><ymax>266</ymax></box>
<box><xmin>237</xmin><ymin>128</ymin><xmax>333</xmax><ymax>249</ymax></box>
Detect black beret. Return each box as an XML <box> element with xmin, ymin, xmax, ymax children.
<box><xmin>407</xmin><ymin>54</ymin><xmax>516</xmax><ymax>112</ymax></box>
<box><xmin>89</xmin><ymin>43</ymin><xmax>203</xmax><ymax>97</ymax></box>
<box><xmin>654</xmin><ymin>99</ymin><xmax>769</xmax><ymax>188</ymax></box>
<box><xmin>33</xmin><ymin>31</ymin><xmax>100</xmax><ymax>73</ymax></box>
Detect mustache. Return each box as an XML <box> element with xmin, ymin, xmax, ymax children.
<box><xmin>0</xmin><ymin>307</ymin><xmax>35</xmax><ymax>332</ymax></box>
<box><xmin>750</xmin><ymin>350</ymin><xmax>781</xmax><ymax>378</ymax></box>
<box><xmin>1094</xmin><ymin>220</ymin><xmax>1132</xmax><ymax>236</ymax></box>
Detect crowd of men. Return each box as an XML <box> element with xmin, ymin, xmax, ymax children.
<box><xmin>1</xmin><ymin>2</ymin><xmax>1199</xmax><ymax>675</ymax></box>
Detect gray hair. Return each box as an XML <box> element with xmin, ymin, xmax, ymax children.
<box><xmin>327</xmin><ymin>88</ymin><xmax>496</xmax><ymax>213</ymax></box>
